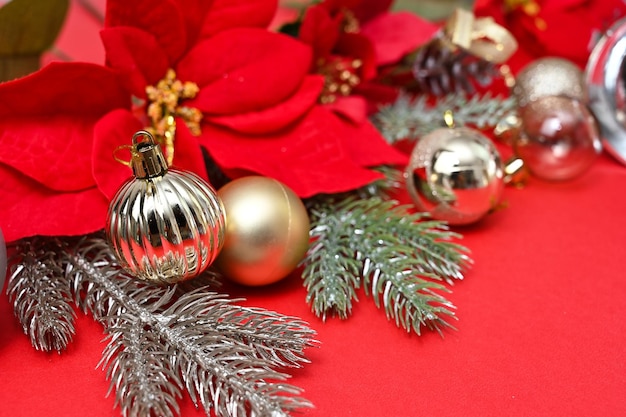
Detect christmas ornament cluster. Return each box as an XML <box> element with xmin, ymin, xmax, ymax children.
<box><xmin>107</xmin><ymin>130</ymin><xmax>310</xmax><ymax>286</ymax></box>
<box><xmin>402</xmin><ymin>24</ymin><xmax>626</xmax><ymax>225</ymax></box>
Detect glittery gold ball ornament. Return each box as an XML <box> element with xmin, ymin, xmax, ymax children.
<box><xmin>106</xmin><ymin>131</ymin><xmax>226</xmax><ymax>284</ymax></box>
<box><xmin>216</xmin><ymin>176</ymin><xmax>310</xmax><ymax>286</ymax></box>
<box><xmin>515</xmin><ymin>96</ymin><xmax>602</xmax><ymax>181</ymax></box>
<box><xmin>513</xmin><ymin>57</ymin><xmax>586</xmax><ymax>107</ymax></box>
<box><xmin>405</xmin><ymin>127</ymin><xmax>504</xmax><ymax>225</ymax></box>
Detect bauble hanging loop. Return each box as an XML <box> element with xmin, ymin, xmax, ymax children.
<box><xmin>106</xmin><ymin>130</ymin><xmax>226</xmax><ymax>284</ymax></box>
<box><xmin>130</xmin><ymin>130</ymin><xmax>168</xmax><ymax>178</ymax></box>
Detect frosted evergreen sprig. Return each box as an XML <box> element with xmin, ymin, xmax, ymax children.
<box><xmin>7</xmin><ymin>237</ymin><xmax>75</xmax><ymax>352</ymax></box>
<box><xmin>302</xmin><ymin>196</ymin><xmax>470</xmax><ymax>335</ymax></box>
<box><xmin>8</xmin><ymin>235</ymin><xmax>315</xmax><ymax>417</ymax></box>
<box><xmin>374</xmin><ymin>92</ymin><xmax>517</xmax><ymax>144</ymax></box>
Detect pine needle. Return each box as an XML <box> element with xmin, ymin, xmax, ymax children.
<box><xmin>302</xmin><ymin>196</ymin><xmax>470</xmax><ymax>335</ymax></box>
<box><xmin>7</xmin><ymin>237</ymin><xmax>76</xmax><ymax>352</ymax></box>
<box><xmin>8</xmin><ymin>234</ymin><xmax>315</xmax><ymax>417</ymax></box>
<box><xmin>373</xmin><ymin>92</ymin><xmax>517</xmax><ymax>144</ymax></box>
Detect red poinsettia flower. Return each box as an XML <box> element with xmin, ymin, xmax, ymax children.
<box><xmin>0</xmin><ymin>0</ymin><xmax>407</xmax><ymax>243</ymax></box>
<box><xmin>296</xmin><ymin>0</ymin><xmax>439</xmax><ymax>121</ymax></box>
<box><xmin>475</xmin><ymin>0</ymin><xmax>626</xmax><ymax>70</ymax></box>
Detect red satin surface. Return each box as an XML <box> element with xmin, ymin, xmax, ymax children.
<box><xmin>2</xmin><ymin>152</ymin><xmax>626</xmax><ymax>417</ymax></box>
<box><xmin>2</xmin><ymin>1</ymin><xmax>626</xmax><ymax>416</ymax></box>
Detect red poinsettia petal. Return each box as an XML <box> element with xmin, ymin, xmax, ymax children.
<box><xmin>169</xmin><ymin>0</ymin><xmax>213</xmax><ymax>46</ymax></box>
<box><xmin>527</xmin><ymin>1</ymin><xmax>626</xmax><ymax>67</ymax></box>
<box><xmin>169</xmin><ymin>120</ymin><xmax>210</xmax><ymax>181</ymax></box>
<box><xmin>325</xmin><ymin>95</ymin><xmax>368</xmax><ymax>124</ymax></box>
<box><xmin>352</xmin><ymin>0</ymin><xmax>393</xmax><ymax>23</ymax></box>
<box><xmin>0</xmin><ymin>165</ymin><xmax>108</xmax><ymax>243</ymax></box>
<box><xmin>337</xmin><ymin>117</ymin><xmax>408</xmax><ymax>168</ymax></box>
<box><xmin>0</xmin><ymin>116</ymin><xmax>99</xmax><ymax>191</ymax></box>
<box><xmin>92</xmin><ymin>109</ymin><xmax>144</xmax><ymax>200</ymax></box>
<box><xmin>324</xmin><ymin>0</ymin><xmax>362</xmax><ymax>14</ymax></box>
<box><xmin>0</xmin><ymin>62</ymin><xmax>128</xmax><ymax>192</ymax></box>
<box><xmin>205</xmin><ymin>75</ymin><xmax>323</xmax><ymax>134</ymax></box>
<box><xmin>198</xmin><ymin>106</ymin><xmax>384</xmax><ymax>197</ymax></box>
<box><xmin>105</xmin><ymin>0</ymin><xmax>187</xmax><ymax>64</ymax></box>
<box><xmin>270</xmin><ymin>6</ymin><xmax>299</xmax><ymax>31</ymax></box>
<box><xmin>335</xmin><ymin>32</ymin><xmax>377</xmax><ymax>81</ymax></box>
<box><xmin>0</xmin><ymin>62</ymin><xmax>129</xmax><ymax>117</ymax></box>
<box><xmin>199</xmin><ymin>0</ymin><xmax>278</xmax><ymax>38</ymax></box>
<box><xmin>354</xmin><ymin>81</ymin><xmax>400</xmax><ymax>115</ymax></box>
<box><xmin>178</xmin><ymin>28</ymin><xmax>312</xmax><ymax>115</ymax></box>
<box><xmin>299</xmin><ymin>4</ymin><xmax>341</xmax><ymax>60</ymax></box>
<box><xmin>101</xmin><ymin>27</ymin><xmax>170</xmax><ymax>98</ymax></box>
<box><xmin>361</xmin><ymin>11</ymin><xmax>439</xmax><ymax>66</ymax></box>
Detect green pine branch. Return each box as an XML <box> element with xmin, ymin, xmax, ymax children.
<box><xmin>374</xmin><ymin>92</ymin><xmax>517</xmax><ymax>144</ymax></box>
<box><xmin>302</xmin><ymin>196</ymin><xmax>470</xmax><ymax>335</ymax></box>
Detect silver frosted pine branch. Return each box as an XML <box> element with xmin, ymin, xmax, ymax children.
<box><xmin>374</xmin><ymin>92</ymin><xmax>516</xmax><ymax>144</ymax></box>
<box><xmin>7</xmin><ymin>237</ymin><xmax>76</xmax><ymax>352</ymax></box>
<box><xmin>7</xmin><ymin>234</ymin><xmax>315</xmax><ymax>417</ymax></box>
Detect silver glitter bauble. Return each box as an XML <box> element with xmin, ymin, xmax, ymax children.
<box><xmin>516</xmin><ymin>96</ymin><xmax>601</xmax><ymax>181</ymax></box>
<box><xmin>513</xmin><ymin>57</ymin><xmax>586</xmax><ymax>107</ymax></box>
<box><xmin>406</xmin><ymin>127</ymin><xmax>504</xmax><ymax>225</ymax></box>
<box><xmin>106</xmin><ymin>131</ymin><xmax>226</xmax><ymax>284</ymax></box>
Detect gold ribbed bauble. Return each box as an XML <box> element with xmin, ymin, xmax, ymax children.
<box><xmin>216</xmin><ymin>176</ymin><xmax>310</xmax><ymax>286</ymax></box>
<box><xmin>106</xmin><ymin>131</ymin><xmax>226</xmax><ymax>284</ymax></box>
<box><xmin>405</xmin><ymin>127</ymin><xmax>504</xmax><ymax>225</ymax></box>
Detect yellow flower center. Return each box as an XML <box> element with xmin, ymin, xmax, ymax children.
<box><xmin>145</xmin><ymin>69</ymin><xmax>202</xmax><ymax>166</ymax></box>
<box><xmin>504</xmin><ymin>0</ymin><xmax>546</xmax><ymax>30</ymax></box>
<box><xmin>317</xmin><ymin>57</ymin><xmax>362</xmax><ymax>104</ymax></box>
<box><xmin>340</xmin><ymin>8</ymin><xmax>360</xmax><ymax>34</ymax></box>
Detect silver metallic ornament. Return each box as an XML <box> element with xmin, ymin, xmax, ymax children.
<box><xmin>405</xmin><ymin>127</ymin><xmax>504</xmax><ymax>225</ymax></box>
<box><xmin>515</xmin><ymin>95</ymin><xmax>601</xmax><ymax>181</ymax></box>
<box><xmin>586</xmin><ymin>16</ymin><xmax>626</xmax><ymax>165</ymax></box>
<box><xmin>106</xmin><ymin>131</ymin><xmax>226</xmax><ymax>284</ymax></box>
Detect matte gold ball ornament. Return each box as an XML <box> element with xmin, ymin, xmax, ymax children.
<box><xmin>106</xmin><ymin>131</ymin><xmax>226</xmax><ymax>284</ymax></box>
<box><xmin>216</xmin><ymin>176</ymin><xmax>310</xmax><ymax>286</ymax></box>
<box><xmin>405</xmin><ymin>127</ymin><xmax>504</xmax><ymax>225</ymax></box>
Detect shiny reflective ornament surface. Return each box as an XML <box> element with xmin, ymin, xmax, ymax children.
<box><xmin>515</xmin><ymin>96</ymin><xmax>602</xmax><ymax>181</ymax></box>
<box><xmin>586</xmin><ymin>16</ymin><xmax>626</xmax><ymax>165</ymax></box>
<box><xmin>514</xmin><ymin>57</ymin><xmax>586</xmax><ymax>107</ymax></box>
<box><xmin>216</xmin><ymin>176</ymin><xmax>310</xmax><ymax>286</ymax></box>
<box><xmin>106</xmin><ymin>131</ymin><xmax>225</xmax><ymax>284</ymax></box>
<box><xmin>405</xmin><ymin>127</ymin><xmax>504</xmax><ymax>225</ymax></box>
<box><xmin>0</xmin><ymin>227</ymin><xmax>6</xmax><ymax>291</ymax></box>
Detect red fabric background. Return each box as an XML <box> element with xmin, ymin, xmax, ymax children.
<box><xmin>2</xmin><ymin>1</ymin><xmax>626</xmax><ymax>416</ymax></box>
<box><xmin>2</xmin><ymin>152</ymin><xmax>626</xmax><ymax>417</ymax></box>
